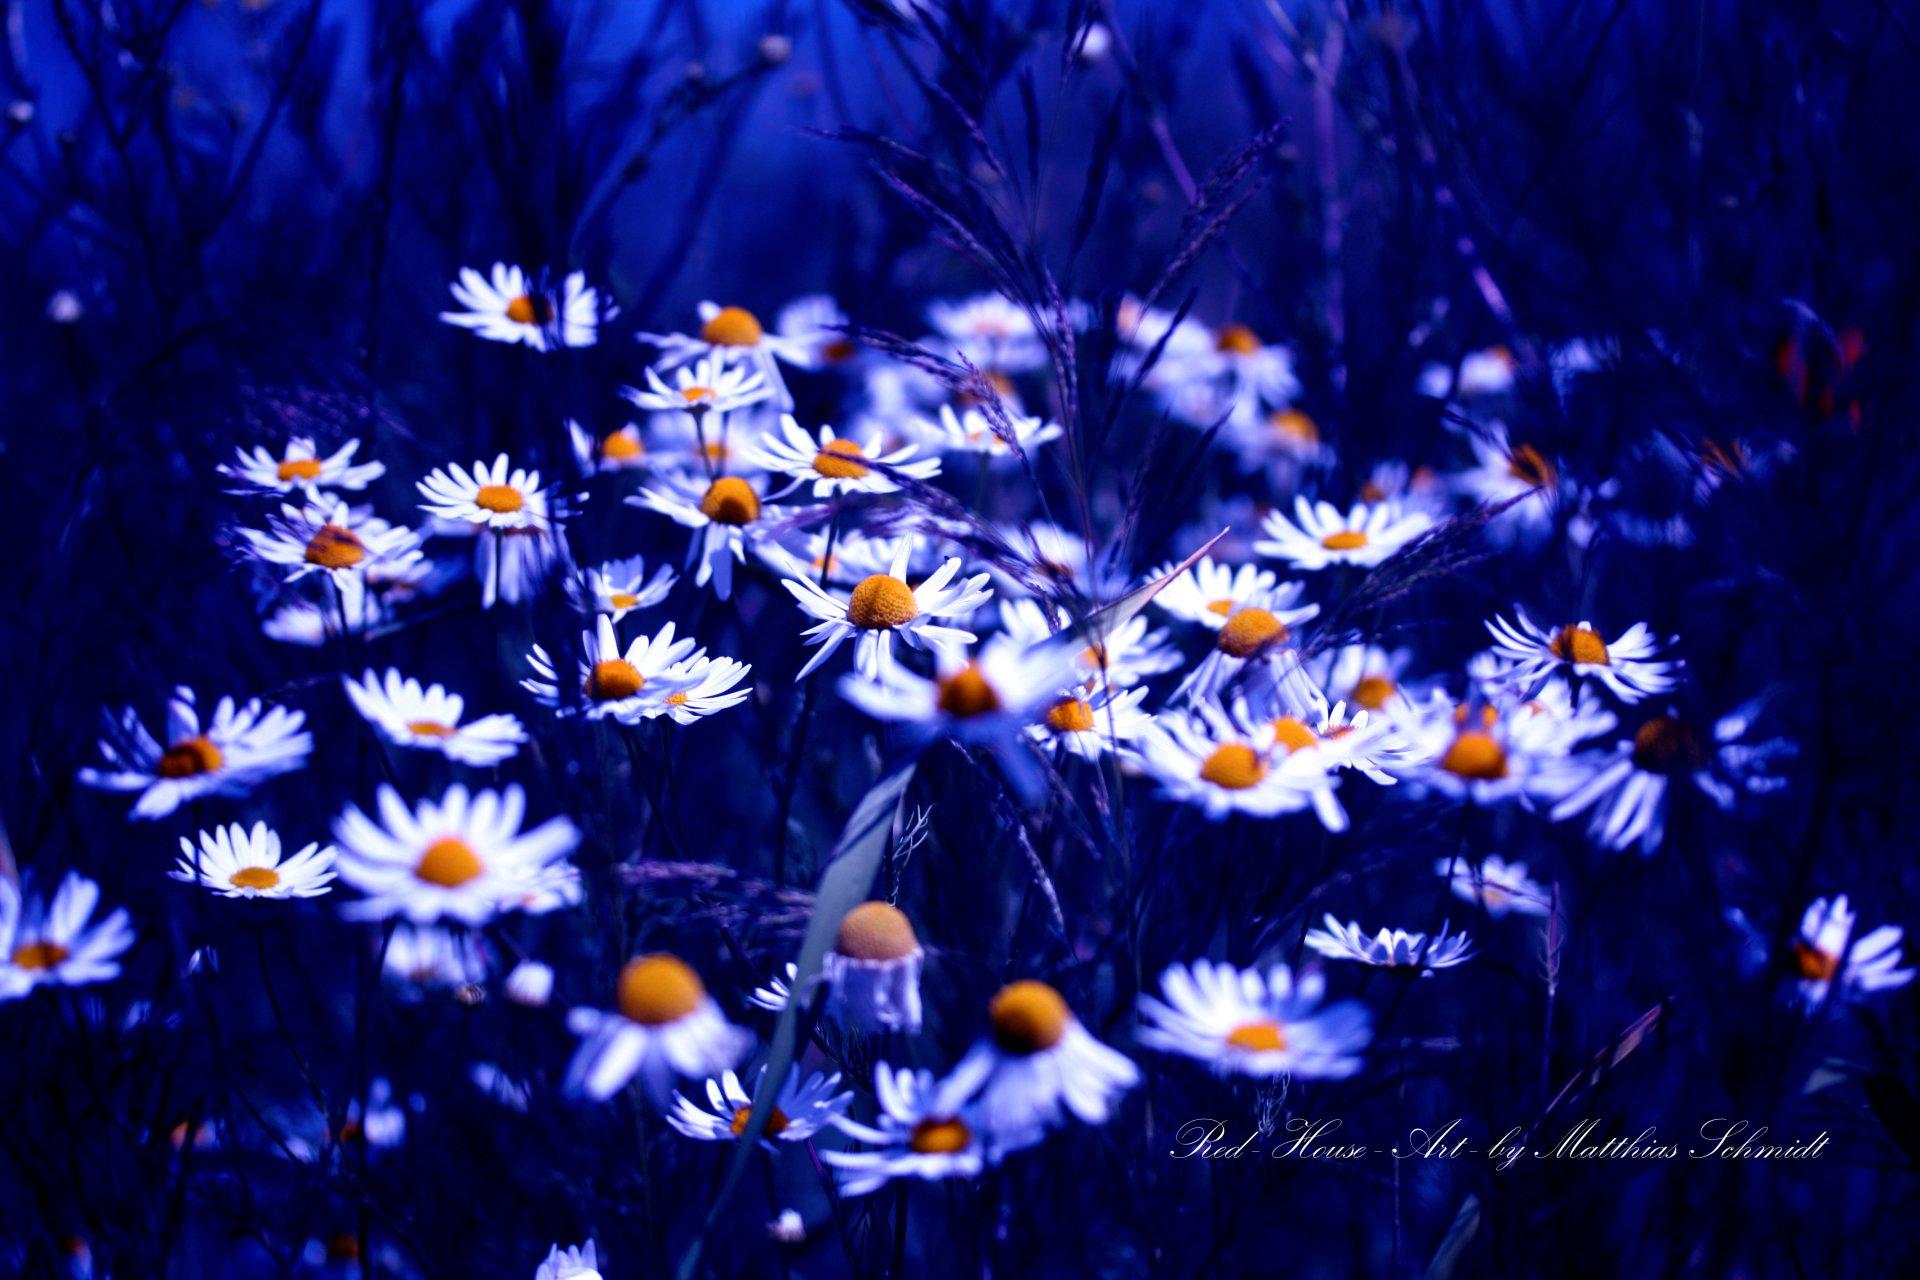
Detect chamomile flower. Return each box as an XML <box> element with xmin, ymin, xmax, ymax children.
<box><xmin>567</xmin><ymin>555</ymin><xmax>678</xmax><ymax>622</ymax></box>
<box><xmin>343</xmin><ymin>669</ymin><xmax>526</xmax><ymax>767</ymax></box>
<box><xmin>775</xmin><ymin>293</ymin><xmax>855</xmax><ymax>365</ymax></box>
<box><xmin>1252</xmin><ymin>686</ymin><xmax>1415</xmax><ymax>785</ymax></box>
<box><xmin>824</xmin><ymin>1064</ymin><xmax>986</xmax><ymax>1196</ymax></box>
<box><xmin>993</xmin><ymin>600</ymin><xmax>1179</xmax><ymax>692</ymax></box>
<box><xmin>569</xmin><ymin>419</ymin><xmax>649</xmax><ymax>473</ymax></box>
<box><xmin>636</xmin><ymin>301</ymin><xmax>819</xmax><ymax>409</ymax></box>
<box><xmin>622</xmin><ymin>355</ymin><xmax>773</xmax><ymax>418</ymax></box>
<box><xmin>925</xmin><ymin>293</ymin><xmax>1050</xmax><ymax>372</ymax></box>
<box><xmin>907</xmin><ymin>404</ymin><xmax>1063</xmax><ymax>462</ymax></box>
<box><xmin>1137</xmin><ymin>960</ymin><xmax>1371</xmax><ymax>1078</ymax></box>
<box><xmin>943</xmin><ymin>980</ymin><xmax>1139</xmax><ymax>1158</ymax></box>
<box><xmin>1436</xmin><ymin>854</ymin><xmax>1552</xmax><ymax>919</ymax></box>
<box><xmin>1303</xmin><ymin>916</ymin><xmax>1476</xmax><ymax>970</ymax></box>
<box><xmin>240</xmin><ymin>500</ymin><xmax>424</xmax><ymax>584</ymax></box>
<box><xmin>1254</xmin><ymin>497</ymin><xmax>1433</xmax><ymax>571</ymax></box>
<box><xmin>563</xmin><ymin>952</ymin><xmax>753</xmax><ymax>1102</ymax></box>
<box><xmin>534</xmin><ymin>1241</ymin><xmax>602</xmax><ymax>1280</ymax></box>
<box><xmin>1139</xmin><ymin>701</ymin><xmax>1351</xmax><ymax>828</ymax></box>
<box><xmin>1452</xmin><ymin>428</ymin><xmax>1560</xmax><ymax>529</ymax></box>
<box><xmin>628</xmin><ymin>473</ymin><xmax>773</xmax><ymax>600</ymax></box>
<box><xmin>823</xmin><ymin>901</ymin><xmax>925</xmax><ymax>1033</ymax></box>
<box><xmin>417</xmin><ymin>454</ymin><xmax>554</xmax><ymax>533</ymax></box>
<box><xmin>1483</xmin><ymin>611</ymin><xmax>1681</xmax><ymax>705</ymax></box>
<box><xmin>835</xmin><ymin>634</ymin><xmax>1071</xmax><ymax>773</ymax></box>
<box><xmin>1176</xmin><ymin>589</ymin><xmax>1322</xmax><ymax>702</ymax></box>
<box><xmin>220</xmin><ymin>436</ymin><xmax>385</xmax><ymax>496</ymax></box>
<box><xmin>1156</xmin><ymin>323</ymin><xmax>1303</xmax><ymax>433</ymax></box>
<box><xmin>747</xmin><ymin>962</ymin><xmax>800</xmax><ymax>1013</ymax></box>
<box><xmin>1311</xmin><ymin>643</ymin><xmax>1415</xmax><ymax>714</ymax></box>
<box><xmin>0</xmin><ymin>873</ymin><xmax>135</xmax><ymax>1002</ymax></box>
<box><xmin>522</xmin><ymin>616</ymin><xmax>704</xmax><ymax>723</ymax></box>
<box><xmin>756</xmin><ymin>527</ymin><xmax>912</xmax><ymax>584</ymax></box>
<box><xmin>655</xmin><ymin>656</ymin><xmax>755</xmax><ymax>725</ymax></box>
<box><xmin>80</xmin><ymin>686</ymin><xmax>312</xmax><ymax>821</ymax></box>
<box><xmin>744</xmin><ymin>415</ymin><xmax>941</xmax><ymax>499</ymax></box>
<box><xmin>331</xmin><ymin>784</ymin><xmax>582</xmax><ymax>926</ymax></box>
<box><xmin>440</xmin><ymin>263</ymin><xmax>605</xmax><ymax>351</ymax></box>
<box><xmin>1151</xmin><ymin>556</ymin><xmax>1284</xmax><ymax>630</ymax></box>
<box><xmin>783</xmin><ymin>541</ymin><xmax>993</xmax><ymax>682</ymax></box>
<box><xmin>1027</xmin><ymin>685</ymin><xmax>1155</xmax><ymax>760</ymax></box>
<box><xmin>171</xmin><ymin>822</ymin><xmax>337</xmax><ymax>899</ymax></box>
<box><xmin>1792</xmin><ymin>895</ymin><xmax>1914</xmax><ymax>1005</ymax></box>
<box><xmin>1396</xmin><ymin>686</ymin><xmax>1615</xmax><ymax>806</ymax></box>
<box><xmin>383</xmin><ymin>924</ymin><xmax>491</xmax><ymax>994</ymax></box>
<box><xmin>1417</xmin><ymin>345</ymin><xmax>1518</xmax><ymax>399</ymax></box>
<box><xmin>667</xmin><ymin>1066</ymin><xmax>853</xmax><ymax>1146</ymax></box>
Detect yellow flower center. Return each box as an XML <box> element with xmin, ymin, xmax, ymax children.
<box><xmin>609</xmin><ymin>593</ymin><xmax>643</xmax><ymax>611</ymax></box>
<box><xmin>811</xmin><ymin>438</ymin><xmax>871</xmax><ymax>480</ymax></box>
<box><xmin>679</xmin><ymin>386</ymin><xmax>717</xmax><ymax>405</ymax></box>
<box><xmin>1199</xmin><ymin>743</ymin><xmax>1268</xmax><ymax>790</ymax></box>
<box><xmin>1270</xmin><ymin>409</ymin><xmax>1318</xmax><ymax>443</ymax></box>
<box><xmin>700</xmin><ymin>305</ymin><xmax>764</xmax><ymax>347</ymax></box>
<box><xmin>989</xmin><ymin>980</ymin><xmax>1070</xmax><ymax>1055</ymax></box>
<box><xmin>1631</xmin><ymin>716</ymin><xmax>1703</xmax><ymax>775</ymax></box>
<box><xmin>665</xmin><ymin>692</ymin><xmax>689</xmax><ymax>706</ymax></box>
<box><xmin>1045</xmin><ymin>697</ymin><xmax>1096</xmax><ymax>734</ymax></box>
<box><xmin>304</xmin><ymin>524</ymin><xmax>367</xmax><ymax>569</ymax></box>
<box><xmin>585</xmin><ymin>659</ymin><xmax>645</xmax><ymax>702</ymax></box>
<box><xmin>845</xmin><ymin>575</ymin><xmax>918</xmax><ymax>630</ymax></box>
<box><xmin>276</xmin><ymin>458</ymin><xmax>323</xmax><ymax>482</ymax></box>
<box><xmin>1793</xmin><ymin>942</ymin><xmax>1839</xmax><ymax>982</ymax></box>
<box><xmin>730</xmin><ymin>1105</ymin><xmax>790</xmax><ymax>1138</ymax></box>
<box><xmin>10</xmin><ymin>940</ymin><xmax>70</xmax><ymax>970</ymax></box>
<box><xmin>474</xmin><ymin>484</ymin><xmax>525</xmax><ymax>514</ymax></box>
<box><xmin>505</xmin><ymin>294</ymin><xmax>552</xmax><ymax>326</ymax></box>
<box><xmin>1320</xmin><ymin>530</ymin><xmax>1369</xmax><ymax>551</ymax></box>
<box><xmin>1441</xmin><ymin>730</ymin><xmax>1508</xmax><ymax>780</ymax></box>
<box><xmin>935</xmin><ymin>663</ymin><xmax>1001</xmax><ymax>718</ymax></box>
<box><xmin>415</xmin><ymin>837</ymin><xmax>483</xmax><ymax>888</ymax></box>
<box><xmin>1549</xmin><ymin>626</ymin><xmax>1609</xmax><ymax>666</ymax></box>
<box><xmin>1350</xmin><ymin>674</ymin><xmax>1396</xmax><ymax>710</ymax></box>
<box><xmin>602</xmin><ymin>431</ymin><xmax>643</xmax><ymax>460</ymax></box>
<box><xmin>1226</xmin><ymin>1021</ymin><xmax>1288</xmax><ymax>1052</ymax></box>
<box><xmin>1506</xmin><ymin>444</ymin><xmax>1556</xmax><ymax>488</ymax></box>
<box><xmin>1206</xmin><ymin>598</ymin><xmax>1236</xmax><ymax>617</ymax></box>
<box><xmin>908</xmin><ymin>1117</ymin><xmax>973</xmax><ymax>1154</ymax></box>
<box><xmin>1271</xmin><ymin>716</ymin><xmax>1319</xmax><ymax>752</ymax></box>
<box><xmin>157</xmin><ymin>736</ymin><xmax>225</xmax><ymax>778</ymax></box>
<box><xmin>698</xmin><ymin>477</ymin><xmax>760</xmax><ymax>526</ymax></box>
<box><xmin>835</xmin><ymin>900</ymin><xmax>920</xmax><ymax>960</ymax></box>
<box><xmin>1216</xmin><ymin>608</ymin><xmax>1287</xmax><ymax>659</ymax></box>
<box><xmin>1215</xmin><ymin>323</ymin><xmax>1261</xmax><ymax>355</ymax></box>
<box><xmin>406</xmin><ymin>721</ymin><xmax>457</xmax><ymax>738</ymax></box>
<box><xmin>230</xmin><ymin>866</ymin><xmax>281</xmax><ymax>890</ymax></box>
<box><xmin>617</xmin><ymin>953</ymin><xmax>706</xmax><ymax>1025</ymax></box>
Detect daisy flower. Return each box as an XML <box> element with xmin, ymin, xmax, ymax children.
<box><xmin>943</xmin><ymin>980</ymin><xmax>1139</xmax><ymax>1159</ymax></box>
<box><xmin>535</xmin><ymin>1241</ymin><xmax>603</xmax><ymax>1280</ymax></box>
<box><xmin>636</xmin><ymin>301</ymin><xmax>819</xmax><ymax>409</ymax></box>
<box><xmin>655</xmin><ymin>656</ymin><xmax>755</xmax><ymax>725</ymax></box>
<box><xmin>239</xmin><ymin>499</ymin><xmax>424</xmax><ymax>584</ymax></box>
<box><xmin>1254</xmin><ymin>497</ymin><xmax>1433</xmax><ymax>571</ymax></box>
<box><xmin>1452</xmin><ymin>428</ymin><xmax>1560</xmax><ymax>526</ymax></box>
<box><xmin>1792</xmin><ymin>895</ymin><xmax>1915</xmax><ymax>1005</ymax></box>
<box><xmin>776</xmin><ymin>293</ymin><xmax>856</xmax><ymax>366</ymax></box>
<box><xmin>80</xmin><ymin>686</ymin><xmax>312</xmax><ymax>821</ymax></box>
<box><xmin>383</xmin><ymin>924</ymin><xmax>491</xmax><ymax>994</ymax></box>
<box><xmin>567</xmin><ymin>555</ymin><xmax>678</xmax><ymax>623</ymax></box>
<box><xmin>907</xmin><ymin>404</ymin><xmax>1063</xmax><ymax>463</ymax></box>
<box><xmin>756</xmin><ymin>527</ymin><xmax>912</xmax><ymax>585</ymax></box>
<box><xmin>743</xmin><ymin>415</ymin><xmax>941</xmax><ymax>499</ymax></box>
<box><xmin>171</xmin><ymin>822</ymin><xmax>337</xmax><ymax>899</ymax></box>
<box><xmin>1176</xmin><ymin>588</ymin><xmax>1321</xmax><ymax>703</ymax></box>
<box><xmin>1302</xmin><ymin>916</ymin><xmax>1476</xmax><ymax>971</ymax></box>
<box><xmin>1137</xmin><ymin>960</ymin><xmax>1371</xmax><ymax>1079</ymax></box>
<box><xmin>1138</xmin><ymin>701</ymin><xmax>1351</xmax><ymax>829</ymax></box>
<box><xmin>825</xmin><ymin>1063</ymin><xmax>988</xmax><ymax>1195</ymax></box>
<box><xmin>823</xmin><ymin>901</ymin><xmax>925</xmax><ymax>1033</ymax></box>
<box><xmin>440</xmin><ymin>263</ymin><xmax>605</xmax><ymax>351</ymax></box>
<box><xmin>1214</xmin><ymin>407</ymin><xmax>1333</xmax><ymax>474</ymax></box>
<box><xmin>522</xmin><ymin>616</ymin><xmax>705</xmax><ymax>723</ymax></box>
<box><xmin>1483</xmin><ymin>611</ymin><xmax>1681</xmax><ymax>705</ymax></box>
<box><xmin>1027</xmin><ymin>685</ymin><xmax>1155</xmax><ymax>761</ymax></box>
<box><xmin>569</xmin><ymin>419</ymin><xmax>649</xmax><ymax>473</ymax></box>
<box><xmin>628</xmin><ymin>473</ymin><xmax>773</xmax><ymax>600</ymax></box>
<box><xmin>417</xmin><ymin>454</ymin><xmax>554</xmax><ymax>533</ymax></box>
<box><xmin>344</xmin><ymin>669</ymin><xmax>526</xmax><ymax>767</ymax></box>
<box><xmin>220</xmin><ymin>436</ymin><xmax>385</xmax><ymax>496</ymax></box>
<box><xmin>1396</xmin><ymin>686</ymin><xmax>1616</xmax><ymax>806</ymax></box>
<box><xmin>331</xmin><ymin>783</ymin><xmax>582</xmax><ymax>926</ymax></box>
<box><xmin>667</xmin><ymin>1066</ymin><xmax>853</xmax><ymax>1146</ymax></box>
<box><xmin>564</xmin><ymin>952</ymin><xmax>754</xmax><ymax>1102</ymax></box>
<box><xmin>1154</xmin><ymin>324</ymin><xmax>1303</xmax><ymax>433</ymax></box>
<box><xmin>0</xmin><ymin>873</ymin><xmax>135</xmax><ymax>1002</ymax></box>
<box><xmin>1436</xmin><ymin>854</ymin><xmax>1552</xmax><ymax>919</ymax></box>
<box><xmin>1150</xmin><ymin>556</ymin><xmax>1283</xmax><ymax>630</ymax></box>
<box><xmin>1311</xmin><ymin>643</ymin><xmax>1415</xmax><ymax>714</ymax></box>
<box><xmin>783</xmin><ymin>541</ymin><xmax>993</xmax><ymax>682</ymax></box>
<box><xmin>1417</xmin><ymin>345</ymin><xmax>1517</xmax><ymax>399</ymax></box>
<box><xmin>925</xmin><ymin>293</ymin><xmax>1050</xmax><ymax>372</ymax></box>
<box><xmin>622</xmin><ymin>354</ymin><xmax>773</xmax><ymax>419</ymax></box>
<box><xmin>1250</xmin><ymin>684</ymin><xmax>1417</xmax><ymax>785</ymax></box>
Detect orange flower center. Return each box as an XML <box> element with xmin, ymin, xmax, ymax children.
<box><xmin>157</xmin><ymin>736</ymin><xmax>225</xmax><ymax>778</ymax></box>
<box><xmin>1793</xmin><ymin>942</ymin><xmax>1839</xmax><ymax>982</ymax></box>
<box><xmin>276</xmin><ymin>458</ymin><xmax>323</xmax><ymax>482</ymax></box>
<box><xmin>474</xmin><ymin>484</ymin><xmax>525</xmax><ymax>514</ymax></box>
<box><xmin>679</xmin><ymin>386</ymin><xmax>717</xmax><ymax>405</ymax></box>
<box><xmin>415</xmin><ymin>837</ymin><xmax>483</xmax><ymax>888</ymax></box>
<box><xmin>617</xmin><ymin>953</ymin><xmax>706</xmax><ymax>1025</ymax></box>
<box><xmin>1199</xmin><ymin>744</ymin><xmax>1268</xmax><ymax>790</ymax></box>
<box><xmin>1270</xmin><ymin>409</ymin><xmax>1318</xmax><ymax>443</ymax></box>
<box><xmin>602</xmin><ymin>431</ymin><xmax>643</xmax><ymax>460</ymax></box>
<box><xmin>698</xmin><ymin>477</ymin><xmax>760</xmax><ymax>526</ymax></box>
<box><xmin>730</xmin><ymin>1105</ymin><xmax>790</xmax><ymax>1138</ymax></box>
<box><xmin>700</xmin><ymin>305</ymin><xmax>764</xmax><ymax>347</ymax></box>
<box><xmin>935</xmin><ymin>663</ymin><xmax>1001</xmax><ymax>718</ymax></box>
<box><xmin>1271</xmin><ymin>716</ymin><xmax>1319</xmax><ymax>752</ymax></box>
<box><xmin>846</xmin><ymin>575</ymin><xmax>918</xmax><ymax>630</ymax></box>
<box><xmin>1320</xmin><ymin>530</ymin><xmax>1369</xmax><ymax>551</ymax></box>
<box><xmin>1350</xmin><ymin>674</ymin><xmax>1396</xmax><ymax>710</ymax></box>
<box><xmin>505</xmin><ymin>294</ymin><xmax>552</xmax><ymax>326</ymax></box>
<box><xmin>1441</xmin><ymin>730</ymin><xmax>1508</xmax><ymax>780</ymax></box>
<box><xmin>1215</xmin><ymin>323</ymin><xmax>1261</xmax><ymax>355</ymax></box>
<box><xmin>304</xmin><ymin>524</ymin><xmax>367</xmax><ymax>569</ymax></box>
<box><xmin>811</xmin><ymin>438</ymin><xmax>871</xmax><ymax>480</ymax></box>
<box><xmin>1631</xmin><ymin>716</ymin><xmax>1703</xmax><ymax>775</ymax></box>
<box><xmin>1506</xmin><ymin>444</ymin><xmax>1556</xmax><ymax>488</ymax></box>
<box><xmin>585</xmin><ymin>659</ymin><xmax>645</xmax><ymax>702</ymax></box>
<box><xmin>230</xmin><ymin>866</ymin><xmax>282</xmax><ymax>890</ymax></box>
<box><xmin>835</xmin><ymin>901</ymin><xmax>920</xmax><ymax>961</ymax></box>
<box><xmin>1549</xmin><ymin>626</ymin><xmax>1609</xmax><ymax>666</ymax></box>
<box><xmin>1226</xmin><ymin>1021</ymin><xmax>1288</xmax><ymax>1052</ymax></box>
<box><xmin>10</xmin><ymin>940</ymin><xmax>70</xmax><ymax>970</ymax></box>
<box><xmin>1045</xmin><ymin>697</ymin><xmax>1096</xmax><ymax>734</ymax></box>
<box><xmin>990</xmin><ymin>980</ymin><xmax>1070</xmax><ymax>1054</ymax></box>
<box><xmin>406</xmin><ymin>721</ymin><xmax>457</xmax><ymax>738</ymax></box>
<box><xmin>1216</xmin><ymin>608</ymin><xmax>1287</xmax><ymax>659</ymax></box>
<box><xmin>908</xmin><ymin>1117</ymin><xmax>973</xmax><ymax>1154</ymax></box>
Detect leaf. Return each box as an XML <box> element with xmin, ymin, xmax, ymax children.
<box><xmin>675</xmin><ymin>761</ymin><xmax>918</xmax><ymax>1280</ymax></box>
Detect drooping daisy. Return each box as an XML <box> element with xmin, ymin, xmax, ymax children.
<box><xmin>1175</xmin><ymin>589</ymin><xmax>1322</xmax><ymax>703</ymax></box>
<box><xmin>907</xmin><ymin>404</ymin><xmax>1063</xmax><ymax>463</ymax></box>
<box><xmin>239</xmin><ymin>500</ymin><xmax>424</xmax><ymax>585</ymax></box>
<box><xmin>171</xmin><ymin>822</ymin><xmax>337</xmax><ymax>899</ymax></box>
<box><xmin>1302</xmin><ymin>916</ymin><xmax>1476</xmax><ymax>971</ymax></box>
<box><xmin>1436</xmin><ymin>854</ymin><xmax>1552</xmax><ymax>919</ymax></box>
<box><xmin>383</xmin><ymin>924</ymin><xmax>491</xmax><ymax>995</ymax></box>
<box><xmin>824</xmin><ymin>1063</ymin><xmax>987</xmax><ymax>1196</ymax></box>
<box><xmin>80</xmin><ymin>686</ymin><xmax>312</xmax><ymax>821</ymax></box>
<box><xmin>622</xmin><ymin>354</ymin><xmax>773</xmax><ymax>419</ymax></box>
<box><xmin>823</xmin><ymin>901</ymin><xmax>925</xmax><ymax>1033</ymax></box>
<box><xmin>440</xmin><ymin>263</ymin><xmax>606</xmax><ymax>351</ymax></box>
<box><xmin>566</xmin><ymin>555</ymin><xmax>678</xmax><ymax>623</ymax></box>
<box><xmin>331</xmin><ymin>784</ymin><xmax>582</xmax><ymax>926</ymax></box>
<box><xmin>0</xmin><ymin>873</ymin><xmax>135</xmax><ymax>1002</ymax></box>
<box><xmin>1254</xmin><ymin>497</ymin><xmax>1433</xmax><ymax>571</ymax></box>
<box><xmin>344</xmin><ymin>669</ymin><xmax>527</xmax><ymax>767</ymax></box>
<box><xmin>1027</xmin><ymin>685</ymin><xmax>1155</xmax><ymax>761</ymax></box>
<box><xmin>655</xmin><ymin>656</ymin><xmax>755</xmax><ymax>726</ymax></box>
<box><xmin>743</xmin><ymin>415</ymin><xmax>942</xmax><ymax>499</ymax></box>
<box><xmin>521</xmin><ymin>615</ymin><xmax>705</xmax><ymax>723</ymax></box>
<box><xmin>534</xmin><ymin>1241</ymin><xmax>603</xmax><ymax>1280</ymax></box>
<box><xmin>477</xmin><ymin>521</ymin><xmax>570</xmax><ymax>610</ymax></box>
<box><xmin>1138</xmin><ymin>701</ymin><xmax>1351</xmax><ymax>829</ymax></box>
<box><xmin>1452</xmin><ymin>428</ymin><xmax>1560</xmax><ymax>533</ymax></box>
<box><xmin>627</xmin><ymin>473</ymin><xmax>774</xmax><ymax>600</ymax></box>
<box><xmin>1137</xmin><ymin>960</ymin><xmax>1371</xmax><ymax>1079</ymax></box>
<box><xmin>783</xmin><ymin>541</ymin><xmax>993</xmax><ymax>682</ymax></box>
<box><xmin>943</xmin><ymin>980</ymin><xmax>1139</xmax><ymax>1159</ymax></box>
<box><xmin>667</xmin><ymin>1066</ymin><xmax>853</xmax><ymax>1146</ymax></box>
<box><xmin>569</xmin><ymin>419</ymin><xmax>649</xmax><ymax>473</ymax></box>
<box><xmin>563</xmin><ymin>952</ymin><xmax>754</xmax><ymax>1102</ymax></box>
<box><xmin>1791</xmin><ymin>895</ymin><xmax>1915</xmax><ymax>1005</ymax></box>
<box><xmin>417</xmin><ymin>454</ymin><xmax>554</xmax><ymax>533</ymax></box>
<box><xmin>636</xmin><ymin>301</ymin><xmax>820</xmax><ymax>409</ymax></box>
<box><xmin>1483</xmin><ymin>611</ymin><xmax>1681</xmax><ymax>705</ymax></box>
<box><xmin>925</xmin><ymin>293</ymin><xmax>1050</xmax><ymax>372</ymax></box>
<box><xmin>219</xmin><ymin>436</ymin><xmax>385</xmax><ymax>496</ymax></box>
